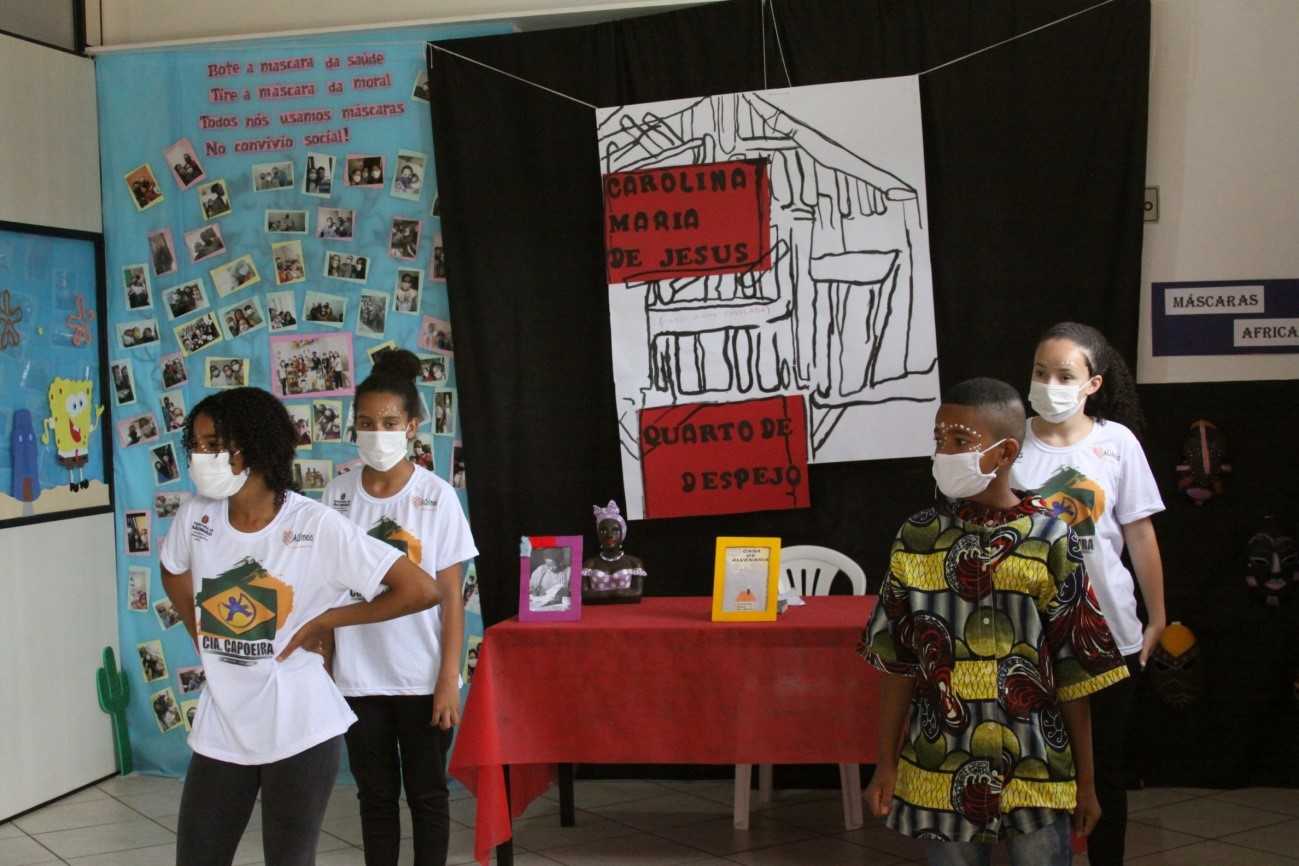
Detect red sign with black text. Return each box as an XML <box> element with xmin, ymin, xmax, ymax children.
<box><xmin>603</xmin><ymin>158</ymin><xmax>771</xmax><ymax>284</ymax></box>
<box><xmin>639</xmin><ymin>395</ymin><xmax>809</xmax><ymax>519</ymax></box>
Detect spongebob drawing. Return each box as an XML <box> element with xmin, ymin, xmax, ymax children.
<box><xmin>42</xmin><ymin>376</ymin><xmax>103</xmax><ymax>492</ymax></box>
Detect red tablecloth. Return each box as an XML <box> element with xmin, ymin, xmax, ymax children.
<box><xmin>449</xmin><ymin>595</ymin><xmax>882</xmax><ymax>864</ymax></box>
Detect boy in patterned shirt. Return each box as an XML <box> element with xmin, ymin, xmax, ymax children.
<box><xmin>859</xmin><ymin>378</ymin><xmax>1128</xmax><ymax>865</ymax></box>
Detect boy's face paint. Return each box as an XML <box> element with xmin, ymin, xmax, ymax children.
<box><xmin>933</xmin><ymin>406</ymin><xmax>999</xmax><ymax>456</ymax></box>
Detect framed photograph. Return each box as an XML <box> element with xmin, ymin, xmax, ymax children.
<box><xmin>163</xmin><ymin>138</ymin><xmax>206</xmax><ymax>190</ymax></box>
<box><xmin>161</xmin><ymin>278</ymin><xmax>209</xmax><ymax>320</ymax></box>
<box><xmin>150</xmin><ymin>442</ymin><xmax>181</xmax><ymax>486</ymax></box>
<box><xmin>409</xmin><ymin>435</ymin><xmax>434</xmax><ymax>471</ymax></box>
<box><xmin>463</xmin><ymin>561</ymin><xmax>479</xmax><ymax>614</ymax></box>
<box><xmin>450</xmin><ymin>443</ymin><xmax>466</xmax><ymax>489</ymax></box>
<box><xmin>393</xmin><ymin>267</ymin><xmax>422</xmax><ymax>314</ymax></box>
<box><xmin>159</xmin><ymin>390</ymin><xmax>187</xmax><ymax>432</ymax></box>
<box><xmin>303</xmin><ymin>290</ymin><xmax>346</xmax><ymax>327</ymax></box>
<box><xmin>122</xmin><ymin>264</ymin><xmax>152</xmax><ymax>310</ymax></box>
<box><xmin>463</xmin><ymin>634</ymin><xmax>481</xmax><ymax>683</ymax></box>
<box><xmin>111</xmin><ymin>361</ymin><xmax>137</xmax><ymax>406</ymax></box>
<box><xmin>367</xmin><ymin>340</ymin><xmax>397</xmax><ymax>366</ymax></box>
<box><xmin>433</xmin><ymin>389</ymin><xmax>456</xmax><ymax>436</ymax></box>
<box><xmin>176</xmin><ymin>664</ymin><xmax>206</xmax><ymax>694</ymax></box>
<box><xmin>154</xmin><ymin>490</ymin><xmax>189</xmax><ymax>519</ymax></box>
<box><xmin>519</xmin><ymin>536</ymin><xmax>582</xmax><ymax>622</ymax></box>
<box><xmin>125</xmin><ymin>164</ymin><xmax>164</xmax><ymax>211</ymax></box>
<box><xmin>293</xmin><ymin>458</ymin><xmax>332</xmax><ymax>493</ymax></box>
<box><xmin>161</xmin><ymin>351</ymin><xmax>188</xmax><ymax>388</ymax></box>
<box><xmin>173</xmin><ymin>311</ymin><xmax>223</xmax><ymax>356</ymax></box>
<box><xmin>285</xmin><ymin>403</ymin><xmax>313</xmax><ymax>449</ymax></box>
<box><xmin>411</xmin><ymin>69</ymin><xmax>430</xmax><ymax>103</ymax></box>
<box><xmin>418</xmin><ymin>315</ymin><xmax>453</xmax><ymax>355</ymax></box>
<box><xmin>154</xmin><ymin>597</ymin><xmax>182</xmax><ymax>630</ymax></box>
<box><xmin>388</xmin><ymin>217</ymin><xmax>421</xmax><ymax>259</ymax></box>
<box><xmin>205</xmin><ymin>357</ymin><xmax>248</xmax><ymax>389</ymax></box>
<box><xmin>124</xmin><ymin>508</ymin><xmax>151</xmax><ymax>555</ymax></box>
<box><xmin>185</xmin><ymin>223</ymin><xmax>226</xmax><ymax>263</ymax></box>
<box><xmin>181</xmin><ymin>699</ymin><xmax>200</xmax><ymax>731</ymax></box>
<box><xmin>390</xmin><ymin>150</ymin><xmax>427</xmax><ymax>201</ymax></box>
<box><xmin>218</xmin><ymin>298</ymin><xmax>264</xmax><ymax>340</ymax></box>
<box><xmin>266</xmin><ymin>290</ymin><xmax>299</xmax><ymax>331</ymax></box>
<box><xmin>357</xmin><ymin>289</ymin><xmax>388</xmax><ymax>338</ymax></box>
<box><xmin>210</xmin><ymin>254</ymin><xmax>260</xmax><ymax>297</ymax></box>
<box><xmin>137</xmin><ymin>640</ymin><xmax>168</xmax><ymax>683</ymax></box>
<box><xmin>150</xmin><ymin>687</ymin><xmax>184</xmax><ymax>733</ymax></box>
<box><xmin>117</xmin><ymin>317</ymin><xmax>160</xmax><ymax>349</ymax></box>
<box><xmin>303</xmin><ymin>152</ymin><xmax>334</xmax><ymax>197</ymax></box>
<box><xmin>265</xmin><ymin>208</ymin><xmax>308</xmax><ymax>234</ymax></box>
<box><xmin>345</xmin><ymin>154</ymin><xmax>384</xmax><ymax>187</ymax></box>
<box><xmin>147</xmin><ymin>228</ymin><xmax>178</xmax><ymax>277</ymax></box>
<box><xmin>431</xmin><ymin>232</ymin><xmax>446</xmax><ymax>281</ymax></box>
<box><xmin>312</xmin><ymin>400</ymin><xmax>343</xmax><ymax>442</ymax></box>
<box><xmin>418</xmin><ymin>353</ymin><xmax>447</xmax><ymax>384</ymax></box>
<box><xmin>116</xmin><ymin>411</ymin><xmax>161</xmax><ymax>448</ymax></box>
<box><xmin>270</xmin><ymin>332</ymin><xmax>354</xmax><ymax>398</ymax></box>
<box><xmin>711</xmin><ymin>537</ymin><xmax>781</xmax><ymax>622</ymax></box>
<box><xmin>270</xmin><ymin>241</ymin><xmax>306</xmax><ymax>285</ymax></box>
<box><xmin>252</xmin><ymin>160</ymin><xmax>294</xmax><ymax>192</ymax></box>
<box><xmin>323</xmin><ymin>251</ymin><xmax>369</xmax><ymax>283</ymax></box>
<box><xmin>198</xmin><ymin>179</ymin><xmax>232</xmax><ymax>220</ymax></box>
<box><xmin>126</xmin><ymin>566</ymin><xmax>150</xmax><ymax>611</ymax></box>
<box><xmin>316</xmin><ymin>207</ymin><xmax>354</xmax><ymax>240</ymax></box>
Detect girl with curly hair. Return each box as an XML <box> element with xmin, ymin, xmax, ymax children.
<box><xmin>1010</xmin><ymin>322</ymin><xmax>1166</xmax><ymax>866</ymax></box>
<box><xmin>160</xmin><ymin>386</ymin><xmax>440</xmax><ymax>866</ymax></box>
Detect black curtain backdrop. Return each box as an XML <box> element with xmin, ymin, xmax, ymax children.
<box><xmin>425</xmin><ymin>0</ymin><xmax>1299</xmax><ymax>786</ymax></box>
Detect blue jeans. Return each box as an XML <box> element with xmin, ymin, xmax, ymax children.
<box><xmin>924</xmin><ymin>818</ymin><xmax>1072</xmax><ymax>866</ymax></box>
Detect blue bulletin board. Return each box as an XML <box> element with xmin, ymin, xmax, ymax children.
<box><xmin>0</xmin><ymin>221</ymin><xmax>112</xmax><ymax>528</ymax></box>
<box><xmin>96</xmin><ymin>22</ymin><xmax>507</xmax><ymax>776</ymax></box>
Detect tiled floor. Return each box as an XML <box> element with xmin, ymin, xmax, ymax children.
<box><xmin>3</xmin><ymin>776</ymin><xmax>1299</xmax><ymax>864</ymax></box>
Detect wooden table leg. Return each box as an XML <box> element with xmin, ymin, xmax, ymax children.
<box><xmin>558</xmin><ymin>763</ymin><xmax>575</xmax><ymax>827</ymax></box>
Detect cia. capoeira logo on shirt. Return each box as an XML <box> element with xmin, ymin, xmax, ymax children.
<box><xmin>369</xmin><ymin>516</ymin><xmax>422</xmax><ymax>565</ymax></box>
<box><xmin>196</xmin><ymin>556</ymin><xmax>294</xmax><ymax>665</ymax></box>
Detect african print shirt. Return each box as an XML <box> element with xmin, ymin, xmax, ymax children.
<box><xmin>858</xmin><ymin>494</ymin><xmax>1128</xmax><ymax>843</ymax></box>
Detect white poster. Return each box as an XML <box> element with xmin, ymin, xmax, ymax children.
<box><xmin>597</xmin><ymin>76</ymin><xmax>940</xmax><ymax>519</ymax></box>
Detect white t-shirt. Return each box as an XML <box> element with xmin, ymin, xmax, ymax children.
<box><xmin>1010</xmin><ymin>418</ymin><xmax>1164</xmax><ymax>655</ymax></box>
<box><xmin>159</xmin><ymin>491</ymin><xmax>401</xmax><ymax>764</ymax></box>
<box><xmin>322</xmin><ymin>465</ymin><xmax>478</xmax><ymax>696</ymax></box>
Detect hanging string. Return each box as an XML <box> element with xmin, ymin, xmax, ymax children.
<box><xmin>920</xmin><ymin>0</ymin><xmax>1119</xmax><ymax>76</ymax></box>
<box><xmin>764</xmin><ymin>0</ymin><xmax>795</xmax><ymax>89</ymax></box>
<box><xmin>426</xmin><ymin>42</ymin><xmax>596</xmax><ymax>110</ymax></box>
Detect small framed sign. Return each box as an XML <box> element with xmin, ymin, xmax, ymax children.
<box><xmin>520</xmin><ymin>535</ymin><xmax>583</xmax><ymax>622</ymax></box>
<box><xmin>711</xmin><ymin>537</ymin><xmax>781</xmax><ymax>622</ymax></box>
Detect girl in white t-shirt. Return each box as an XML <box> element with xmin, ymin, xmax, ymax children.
<box><xmin>1009</xmin><ymin>322</ymin><xmax>1166</xmax><ymax>866</ymax></box>
<box><xmin>322</xmin><ymin>348</ymin><xmax>475</xmax><ymax>866</ymax></box>
<box><xmin>160</xmin><ymin>387</ymin><xmax>441</xmax><ymax>866</ymax></box>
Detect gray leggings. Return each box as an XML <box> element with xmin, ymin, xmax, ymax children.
<box><xmin>176</xmin><ymin>735</ymin><xmax>342</xmax><ymax>866</ymax></box>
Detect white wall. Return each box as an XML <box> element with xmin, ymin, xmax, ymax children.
<box><xmin>93</xmin><ymin>0</ymin><xmax>711</xmax><ymax>45</ymax></box>
<box><xmin>0</xmin><ymin>34</ymin><xmax>101</xmax><ymax>232</ymax></box>
<box><xmin>0</xmin><ymin>33</ymin><xmax>115</xmax><ymax>819</ymax></box>
<box><xmin>1139</xmin><ymin>0</ymin><xmax>1299</xmax><ymax>383</ymax></box>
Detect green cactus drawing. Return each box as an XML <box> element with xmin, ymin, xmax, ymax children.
<box><xmin>96</xmin><ymin>646</ymin><xmax>133</xmax><ymax>775</ymax></box>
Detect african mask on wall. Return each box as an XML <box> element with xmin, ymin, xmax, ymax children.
<box><xmin>1246</xmin><ymin>515</ymin><xmax>1299</xmax><ymax>607</ymax></box>
<box><xmin>1175</xmin><ymin>420</ymin><xmax>1230</xmax><ymax>505</ymax></box>
<box><xmin>1148</xmin><ymin>622</ymin><xmax>1202</xmax><ymax>709</ymax></box>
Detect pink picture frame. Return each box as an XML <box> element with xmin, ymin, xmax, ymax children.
<box><xmin>519</xmin><ymin>535</ymin><xmax>583</xmax><ymax>623</ymax></box>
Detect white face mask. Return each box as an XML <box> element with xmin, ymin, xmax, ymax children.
<box><xmin>355</xmin><ymin>430</ymin><xmax>410</xmax><ymax>472</ymax></box>
<box><xmin>931</xmin><ymin>440</ymin><xmax>1006</xmax><ymax>500</ymax></box>
<box><xmin>189</xmin><ymin>451</ymin><xmax>249</xmax><ymax>500</ymax></box>
<box><xmin>1028</xmin><ymin>380</ymin><xmax>1090</xmax><ymax>424</ymax></box>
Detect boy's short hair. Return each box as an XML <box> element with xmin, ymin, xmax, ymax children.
<box><xmin>941</xmin><ymin>377</ymin><xmax>1026</xmax><ymax>443</ymax></box>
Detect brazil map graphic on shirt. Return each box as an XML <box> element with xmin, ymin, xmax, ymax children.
<box><xmin>1035</xmin><ymin>466</ymin><xmax>1108</xmax><ymax>538</ymax></box>
<box><xmin>196</xmin><ymin>557</ymin><xmax>294</xmax><ymax>663</ymax></box>
<box><xmin>369</xmin><ymin>516</ymin><xmax>422</xmax><ymax>566</ymax></box>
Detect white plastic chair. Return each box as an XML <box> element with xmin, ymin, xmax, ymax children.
<box><xmin>733</xmin><ymin>545</ymin><xmax>868</xmax><ymax>831</ymax></box>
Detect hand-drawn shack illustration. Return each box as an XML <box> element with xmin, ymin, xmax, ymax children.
<box><xmin>597</xmin><ymin>77</ymin><xmax>940</xmax><ymax>519</ymax></box>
